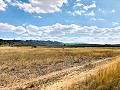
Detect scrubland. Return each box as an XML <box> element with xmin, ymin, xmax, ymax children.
<box><xmin>0</xmin><ymin>46</ymin><xmax>120</xmax><ymax>90</ymax></box>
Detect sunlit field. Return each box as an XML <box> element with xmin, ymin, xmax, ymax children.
<box><xmin>68</xmin><ymin>57</ymin><xmax>120</xmax><ymax>90</ymax></box>
<box><xmin>0</xmin><ymin>46</ymin><xmax>120</xmax><ymax>90</ymax></box>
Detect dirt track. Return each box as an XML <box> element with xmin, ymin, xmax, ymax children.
<box><xmin>1</xmin><ymin>56</ymin><xmax>118</xmax><ymax>90</ymax></box>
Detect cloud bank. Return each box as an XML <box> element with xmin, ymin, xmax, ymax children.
<box><xmin>0</xmin><ymin>23</ymin><xmax>26</xmax><ymax>34</ymax></box>
<box><xmin>11</xmin><ymin>0</ymin><xmax>68</xmax><ymax>13</ymax></box>
<box><xmin>0</xmin><ymin>22</ymin><xmax>120</xmax><ymax>44</ymax></box>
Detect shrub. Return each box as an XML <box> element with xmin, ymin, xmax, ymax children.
<box><xmin>31</xmin><ymin>45</ymin><xmax>37</xmax><ymax>48</ymax></box>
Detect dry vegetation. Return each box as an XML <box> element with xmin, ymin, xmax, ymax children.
<box><xmin>0</xmin><ymin>46</ymin><xmax>120</xmax><ymax>90</ymax></box>
<box><xmin>89</xmin><ymin>58</ymin><xmax>120</xmax><ymax>90</ymax></box>
<box><xmin>68</xmin><ymin>57</ymin><xmax>120</xmax><ymax>90</ymax></box>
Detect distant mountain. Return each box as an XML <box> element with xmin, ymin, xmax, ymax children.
<box><xmin>0</xmin><ymin>39</ymin><xmax>64</xmax><ymax>46</ymax></box>
<box><xmin>1</xmin><ymin>39</ymin><xmax>120</xmax><ymax>47</ymax></box>
<box><xmin>67</xmin><ymin>44</ymin><xmax>120</xmax><ymax>47</ymax></box>
<box><xmin>65</xmin><ymin>42</ymin><xmax>88</xmax><ymax>45</ymax></box>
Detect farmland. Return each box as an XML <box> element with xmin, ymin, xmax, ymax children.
<box><xmin>0</xmin><ymin>47</ymin><xmax>120</xmax><ymax>90</ymax></box>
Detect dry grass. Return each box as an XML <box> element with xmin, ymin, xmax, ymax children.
<box><xmin>88</xmin><ymin>58</ymin><xmax>120</xmax><ymax>90</ymax></box>
<box><xmin>68</xmin><ymin>57</ymin><xmax>120</xmax><ymax>90</ymax></box>
<box><xmin>0</xmin><ymin>46</ymin><xmax>120</xmax><ymax>89</ymax></box>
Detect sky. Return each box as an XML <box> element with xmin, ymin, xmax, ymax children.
<box><xmin>0</xmin><ymin>0</ymin><xmax>120</xmax><ymax>44</ymax></box>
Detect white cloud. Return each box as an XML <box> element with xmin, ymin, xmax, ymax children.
<box><xmin>98</xmin><ymin>8</ymin><xmax>105</xmax><ymax>13</ymax></box>
<box><xmin>22</xmin><ymin>23</ymin><xmax>27</xmax><ymax>26</ymax></box>
<box><xmin>111</xmin><ymin>9</ymin><xmax>115</xmax><ymax>13</ymax></box>
<box><xmin>83</xmin><ymin>1</ymin><xmax>96</xmax><ymax>11</ymax></box>
<box><xmin>11</xmin><ymin>0</ymin><xmax>68</xmax><ymax>14</ymax></box>
<box><xmin>15</xmin><ymin>26</ymin><xmax>26</xmax><ymax>34</ymax></box>
<box><xmin>38</xmin><ymin>16</ymin><xmax>42</xmax><ymax>18</ymax></box>
<box><xmin>85</xmin><ymin>11</ymin><xmax>95</xmax><ymax>16</ymax></box>
<box><xmin>0</xmin><ymin>0</ymin><xmax>12</xmax><ymax>11</ymax></box>
<box><xmin>26</xmin><ymin>23</ymin><xmax>72</xmax><ymax>36</ymax></box>
<box><xmin>34</xmin><ymin>15</ymin><xmax>42</xmax><ymax>18</ymax></box>
<box><xmin>5</xmin><ymin>0</ymin><xmax>11</xmax><ymax>3</ymax></box>
<box><xmin>22</xmin><ymin>33</ymin><xmax>29</xmax><ymax>36</ymax></box>
<box><xmin>90</xmin><ymin>18</ymin><xmax>104</xmax><ymax>21</ymax></box>
<box><xmin>0</xmin><ymin>0</ymin><xmax>7</xmax><ymax>11</ymax></box>
<box><xmin>1</xmin><ymin>23</ymin><xmax>120</xmax><ymax>44</ymax></box>
<box><xmin>76</xmin><ymin>0</ymin><xmax>81</xmax><ymax>2</ymax></box>
<box><xmin>98</xmin><ymin>18</ymin><xmax>104</xmax><ymax>21</ymax></box>
<box><xmin>90</xmin><ymin>18</ymin><xmax>96</xmax><ymax>21</ymax></box>
<box><xmin>74</xmin><ymin>3</ymin><xmax>84</xmax><ymax>8</ymax></box>
<box><xmin>0</xmin><ymin>23</ymin><xmax>26</xmax><ymax>34</ymax></box>
<box><xmin>26</xmin><ymin>24</ymin><xmax>43</xmax><ymax>36</ymax></box>
<box><xmin>112</xmin><ymin>22</ymin><xmax>119</xmax><ymax>26</ymax></box>
<box><xmin>69</xmin><ymin>1</ymin><xmax>96</xmax><ymax>16</ymax></box>
<box><xmin>75</xmin><ymin>10</ymin><xmax>86</xmax><ymax>15</ymax></box>
<box><xmin>42</xmin><ymin>36</ymin><xmax>93</xmax><ymax>43</ymax></box>
<box><xmin>25</xmin><ymin>23</ymin><xmax>120</xmax><ymax>42</ymax></box>
<box><xmin>67</xmin><ymin>11</ymin><xmax>75</xmax><ymax>16</ymax></box>
<box><xmin>98</xmin><ymin>8</ymin><xmax>101</xmax><ymax>11</ymax></box>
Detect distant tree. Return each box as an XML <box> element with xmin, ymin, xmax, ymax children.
<box><xmin>31</xmin><ymin>45</ymin><xmax>37</xmax><ymax>48</ymax></box>
<box><xmin>63</xmin><ymin>44</ymin><xmax>66</xmax><ymax>49</ymax></box>
<box><xmin>64</xmin><ymin>44</ymin><xmax>66</xmax><ymax>46</ymax></box>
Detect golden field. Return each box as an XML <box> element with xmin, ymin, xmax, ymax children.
<box><xmin>0</xmin><ymin>46</ymin><xmax>120</xmax><ymax>90</ymax></box>
<box><xmin>67</xmin><ymin>57</ymin><xmax>120</xmax><ymax>90</ymax></box>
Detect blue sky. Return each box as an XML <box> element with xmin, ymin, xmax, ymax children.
<box><xmin>0</xmin><ymin>0</ymin><xmax>120</xmax><ymax>44</ymax></box>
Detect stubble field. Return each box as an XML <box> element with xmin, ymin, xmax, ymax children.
<box><xmin>0</xmin><ymin>47</ymin><xmax>120</xmax><ymax>90</ymax></box>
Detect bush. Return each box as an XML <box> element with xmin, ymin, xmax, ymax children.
<box><xmin>31</xmin><ymin>45</ymin><xmax>37</xmax><ymax>48</ymax></box>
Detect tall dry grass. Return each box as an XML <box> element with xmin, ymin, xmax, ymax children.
<box><xmin>88</xmin><ymin>58</ymin><xmax>120</xmax><ymax>90</ymax></box>
<box><xmin>68</xmin><ymin>58</ymin><xmax>120</xmax><ymax>90</ymax></box>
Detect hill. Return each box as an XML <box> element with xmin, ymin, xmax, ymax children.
<box><xmin>0</xmin><ymin>39</ymin><xmax>64</xmax><ymax>46</ymax></box>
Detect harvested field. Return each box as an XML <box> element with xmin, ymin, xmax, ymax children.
<box><xmin>0</xmin><ymin>47</ymin><xmax>120</xmax><ymax>90</ymax></box>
